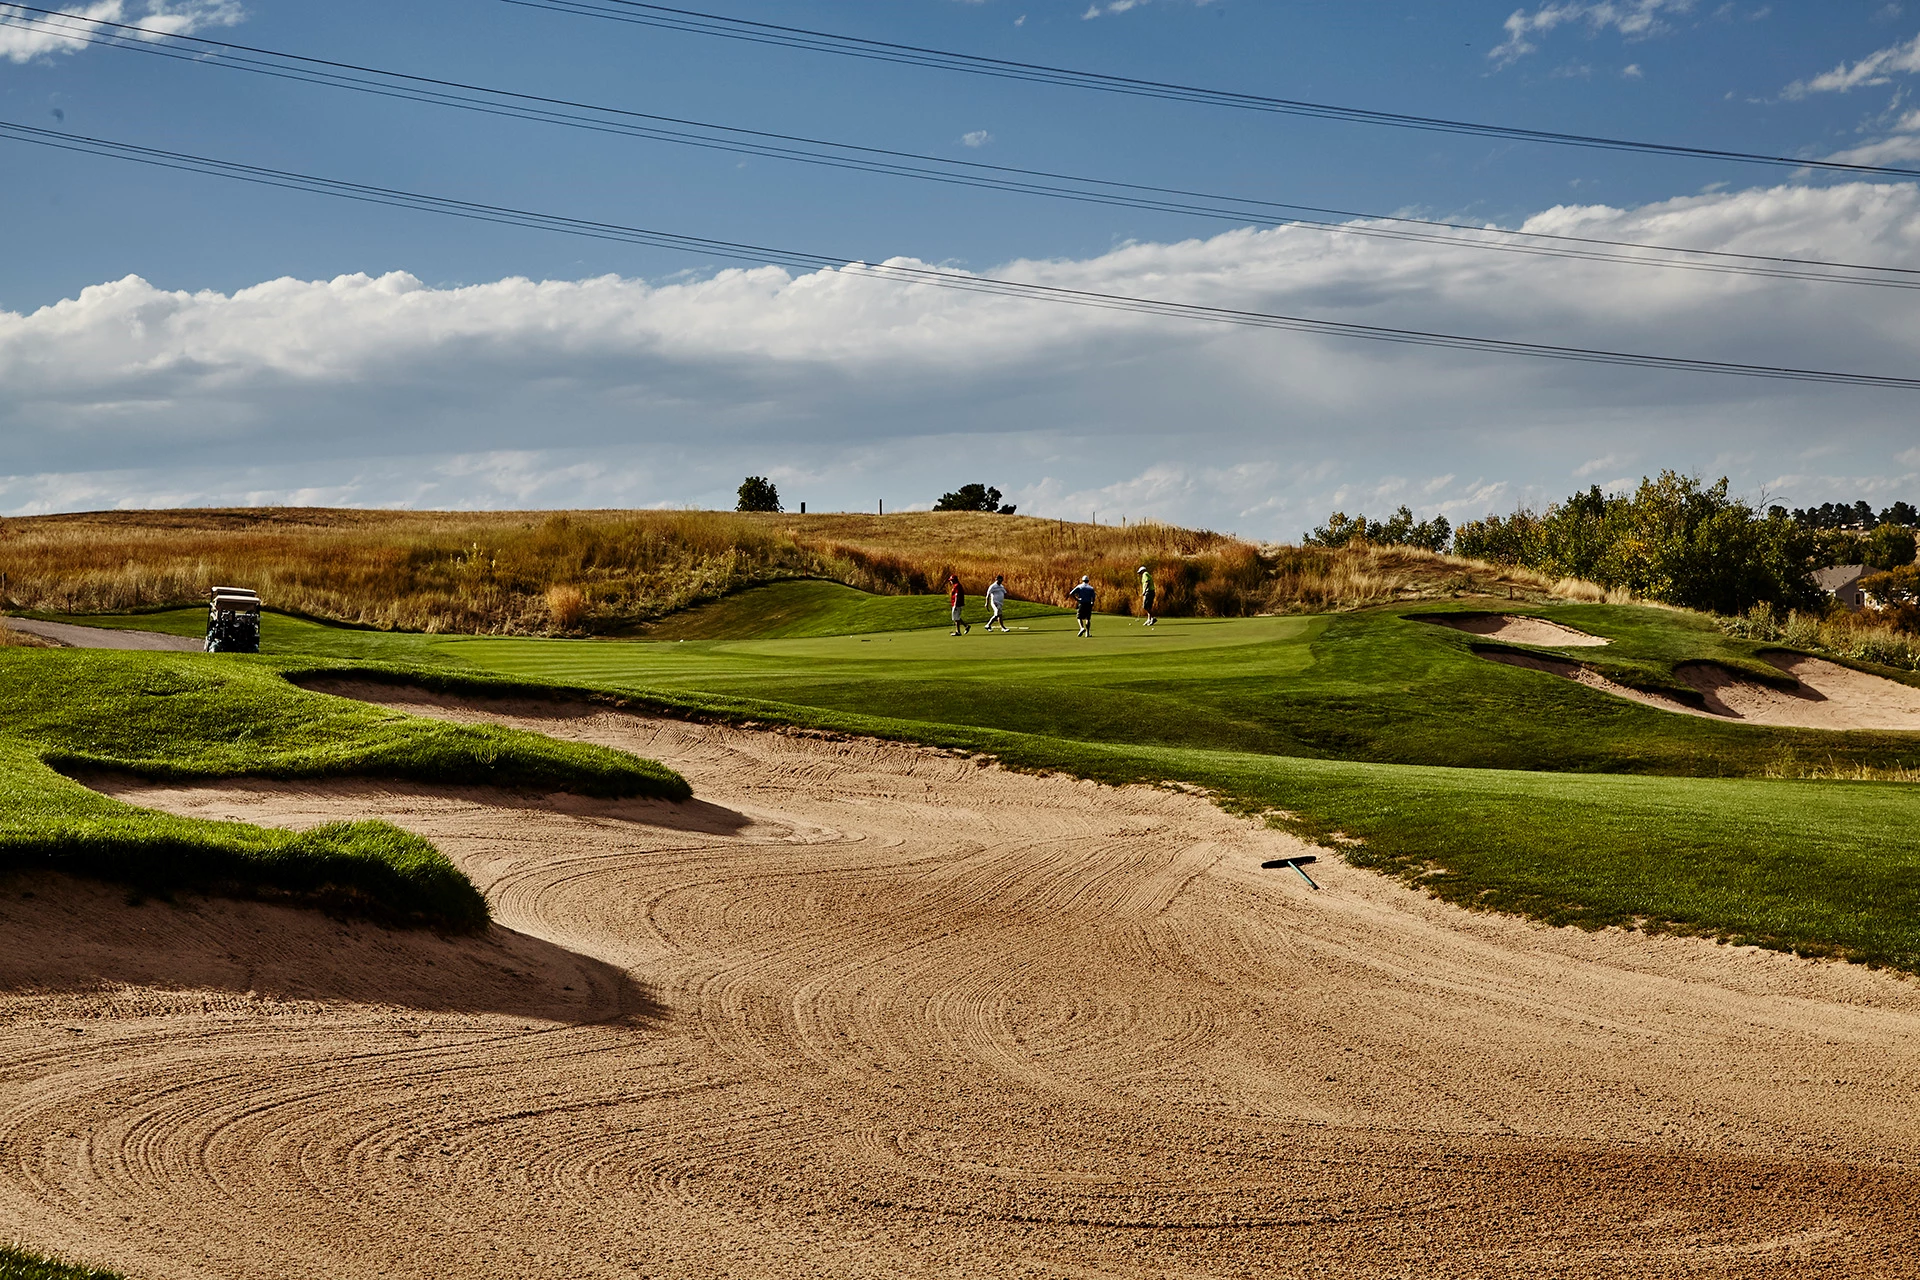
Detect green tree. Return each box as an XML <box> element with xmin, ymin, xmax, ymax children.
<box><xmin>1306</xmin><ymin>505</ymin><xmax>1449</xmax><ymax>552</ymax></box>
<box><xmin>736</xmin><ymin>476</ymin><xmax>781</xmax><ymax>513</ymax></box>
<box><xmin>1458</xmin><ymin>472</ymin><xmax>1819</xmax><ymax>615</ymax></box>
<box><xmin>934</xmin><ymin>483</ymin><xmax>1016</xmax><ymax>514</ymax></box>
<box><xmin>1866</xmin><ymin>523</ymin><xmax>1918</xmax><ymax>571</ymax></box>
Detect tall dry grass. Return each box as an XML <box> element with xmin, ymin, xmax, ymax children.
<box><xmin>1722</xmin><ymin>602</ymin><xmax>1920</xmax><ymax>671</ymax></box>
<box><xmin>0</xmin><ymin>508</ymin><xmax>1582</xmax><ymax>635</ymax></box>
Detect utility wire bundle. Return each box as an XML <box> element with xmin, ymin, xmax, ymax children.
<box><xmin>3</xmin><ymin>2</ymin><xmax>1916</xmax><ymax>389</ymax></box>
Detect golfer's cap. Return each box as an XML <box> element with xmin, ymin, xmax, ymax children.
<box><xmin>1136</xmin><ymin>565</ymin><xmax>1147</xmax><ymax>573</ymax></box>
<box><xmin>1080</xmin><ymin>575</ymin><xmax>1090</xmax><ymax>583</ymax></box>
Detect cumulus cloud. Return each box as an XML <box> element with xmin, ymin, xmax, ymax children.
<box><xmin>0</xmin><ymin>1</ymin><xmax>243</xmax><ymax>63</ymax></box>
<box><xmin>6</xmin><ymin>183</ymin><xmax>1920</xmax><ymax>532</ymax></box>
<box><xmin>1785</xmin><ymin>31</ymin><xmax>1920</xmax><ymax>96</ymax></box>
<box><xmin>1491</xmin><ymin>0</ymin><xmax>1692</xmax><ymax>67</ymax></box>
<box><xmin>961</xmin><ymin>130</ymin><xmax>993</xmax><ymax>148</ymax></box>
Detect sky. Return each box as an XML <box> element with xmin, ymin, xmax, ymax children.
<box><xmin>4</xmin><ymin>0</ymin><xmax>1920</xmax><ymax>537</ymax></box>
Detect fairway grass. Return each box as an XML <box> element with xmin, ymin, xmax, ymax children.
<box><xmin>26</xmin><ymin>586</ymin><xmax>1920</xmax><ymax>969</ymax></box>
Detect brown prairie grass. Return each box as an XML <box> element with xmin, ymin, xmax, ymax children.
<box><xmin>0</xmin><ymin>508</ymin><xmax>1585</xmax><ymax>636</ymax></box>
<box><xmin>1722</xmin><ymin>602</ymin><xmax>1920</xmax><ymax>671</ymax></box>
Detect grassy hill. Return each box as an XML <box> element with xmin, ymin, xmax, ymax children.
<box><xmin>0</xmin><ymin>506</ymin><xmax>1558</xmax><ymax>635</ymax></box>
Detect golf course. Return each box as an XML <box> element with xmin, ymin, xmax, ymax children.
<box><xmin>6</xmin><ymin>554</ymin><xmax>1920</xmax><ymax>1278</ymax></box>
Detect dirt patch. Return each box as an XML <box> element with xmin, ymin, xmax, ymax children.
<box><xmin>1417</xmin><ymin>612</ymin><xmax>1610</xmax><ymax>647</ymax></box>
<box><xmin>1</xmin><ymin>617</ymin><xmax>202</xmax><ymax>652</ymax></box>
<box><xmin>1484</xmin><ymin>648</ymin><xmax>1920</xmax><ymax>730</ymax></box>
<box><xmin>5</xmin><ymin>699</ymin><xmax>1920</xmax><ymax>1277</ymax></box>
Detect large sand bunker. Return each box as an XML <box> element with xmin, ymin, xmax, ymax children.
<box><xmin>5</xmin><ymin>692</ymin><xmax>1920</xmax><ymax>1278</ymax></box>
<box><xmin>1487</xmin><ymin>649</ymin><xmax>1920</xmax><ymax>730</ymax></box>
<box><xmin>1417</xmin><ymin>613</ymin><xmax>1611</xmax><ymax>647</ymax></box>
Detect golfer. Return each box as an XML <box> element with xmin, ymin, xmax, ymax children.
<box><xmin>985</xmin><ymin>574</ymin><xmax>1010</xmax><ymax>632</ymax></box>
<box><xmin>1068</xmin><ymin>574</ymin><xmax>1098</xmax><ymax>637</ymax></box>
<box><xmin>948</xmin><ymin>574</ymin><xmax>971</xmax><ymax>636</ymax></box>
<box><xmin>1137</xmin><ymin>564</ymin><xmax>1156</xmax><ymax>627</ymax></box>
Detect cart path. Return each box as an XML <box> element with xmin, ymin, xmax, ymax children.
<box><xmin>3</xmin><ymin>692</ymin><xmax>1919</xmax><ymax>1278</ymax></box>
<box><xmin>1</xmin><ymin>617</ymin><xmax>202</xmax><ymax>651</ymax></box>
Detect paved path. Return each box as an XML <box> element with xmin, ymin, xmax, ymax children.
<box><xmin>2</xmin><ymin>617</ymin><xmax>202</xmax><ymax>651</ymax></box>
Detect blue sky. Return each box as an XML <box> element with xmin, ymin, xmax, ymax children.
<box><xmin>5</xmin><ymin>1</ymin><xmax>1920</xmax><ymax>534</ymax></box>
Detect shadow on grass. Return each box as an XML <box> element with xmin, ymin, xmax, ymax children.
<box><xmin>0</xmin><ymin>869</ymin><xmax>660</xmax><ymax>1024</ymax></box>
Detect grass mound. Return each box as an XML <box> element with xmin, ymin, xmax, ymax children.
<box><xmin>0</xmin><ymin>746</ymin><xmax>487</xmax><ymax>929</ymax></box>
<box><xmin>0</xmin><ymin>1244</ymin><xmax>125</xmax><ymax>1280</ymax></box>
<box><xmin>0</xmin><ymin>649</ymin><xmax>688</xmax><ymax>800</ymax></box>
<box><xmin>0</xmin><ymin>648</ymin><xmax>694</xmax><ymax>929</ymax></box>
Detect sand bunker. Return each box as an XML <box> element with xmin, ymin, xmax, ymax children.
<box><xmin>1486</xmin><ymin>649</ymin><xmax>1920</xmax><ymax>730</ymax></box>
<box><xmin>1417</xmin><ymin>613</ymin><xmax>1610</xmax><ymax>647</ymax></box>
<box><xmin>5</xmin><ymin>693</ymin><xmax>1920</xmax><ymax>1277</ymax></box>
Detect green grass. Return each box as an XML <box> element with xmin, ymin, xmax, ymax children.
<box><xmin>0</xmin><ymin>648</ymin><xmax>692</xmax><ymax>929</ymax></box>
<box><xmin>206</xmin><ymin>588</ymin><xmax>1914</xmax><ymax>778</ymax></box>
<box><xmin>29</xmin><ymin>586</ymin><xmax>1920</xmax><ymax>969</ymax></box>
<box><xmin>641</xmin><ymin>578</ymin><xmax>1065</xmax><ymax>638</ymax></box>
<box><xmin>0</xmin><ymin>1244</ymin><xmax>125</xmax><ymax>1280</ymax></box>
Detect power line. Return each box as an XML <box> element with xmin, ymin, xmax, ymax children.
<box><xmin>3</xmin><ymin>117</ymin><xmax>1916</xmax><ymax>391</ymax></box>
<box><xmin>7</xmin><ymin>6</ymin><xmax>1920</xmax><ymax>293</ymax></box>
<box><xmin>506</xmin><ymin>0</ymin><xmax>1920</xmax><ymax>183</ymax></box>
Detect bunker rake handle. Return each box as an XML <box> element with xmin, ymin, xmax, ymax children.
<box><xmin>1261</xmin><ymin>855</ymin><xmax>1320</xmax><ymax>890</ymax></box>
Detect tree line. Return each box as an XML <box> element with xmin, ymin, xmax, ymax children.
<box><xmin>1311</xmin><ymin>472</ymin><xmax>1920</xmax><ymax>618</ymax></box>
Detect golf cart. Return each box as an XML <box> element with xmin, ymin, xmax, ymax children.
<box><xmin>206</xmin><ymin>586</ymin><xmax>261</xmax><ymax>653</ymax></box>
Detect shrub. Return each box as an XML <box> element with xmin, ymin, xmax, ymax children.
<box><xmin>545</xmin><ymin>584</ymin><xmax>588</xmax><ymax>629</ymax></box>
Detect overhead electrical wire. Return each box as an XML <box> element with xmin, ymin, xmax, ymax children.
<box><xmin>7</xmin><ymin>5</ymin><xmax>1920</xmax><ymax>292</ymax></box>
<box><xmin>507</xmin><ymin>0</ymin><xmax>1920</xmax><ymax>183</ymax></box>
<box><xmin>3</xmin><ymin>117</ymin><xmax>1916</xmax><ymax>391</ymax></box>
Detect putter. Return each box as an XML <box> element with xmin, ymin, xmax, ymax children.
<box><xmin>1261</xmin><ymin>855</ymin><xmax>1320</xmax><ymax>890</ymax></box>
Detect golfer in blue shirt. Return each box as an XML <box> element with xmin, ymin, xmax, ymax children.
<box><xmin>1068</xmin><ymin>575</ymin><xmax>1098</xmax><ymax>637</ymax></box>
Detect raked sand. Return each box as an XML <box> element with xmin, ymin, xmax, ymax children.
<box><xmin>4</xmin><ymin>690</ymin><xmax>1919</xmax><ymax>1278</ymax></box>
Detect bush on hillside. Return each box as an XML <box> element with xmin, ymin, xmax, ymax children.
<box><xmin>1455</xmin><ymin>472</ymin><xmax>1821</xmax><ymax>616</ymax></box>
<box><xmin>933</xmin><ymin>483</ymin><xmax>1017</xmax><ymax>514</ymax></box>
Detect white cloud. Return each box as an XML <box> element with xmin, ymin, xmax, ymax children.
<box><xmin>1491</xmin><ymin>1</ymin><xmax>1693</xmax><ymax>67</ymax></box>
<box><xmin>0</xmin><ymin>1</ymin><xmax>243</xmax><ymax>63</ymax></box>
<box><xmin>1785</xmin><ymin>31</ymin><xmax>1920</xmax><ymax>97</ymax></box>
<box><xmin>961</xmin><ymin>130</ymin><xmax>993</xmax><ymax>148</ymax></box>
<box><xmin>7</xmin><ymin>183</ymin><xmax>1920</xmax><ymax>533</ymax></box>
<box><xmin>1081</xmin><ymin>0</ymin><xmax>1214</xmax><ymax>17</ymax></box>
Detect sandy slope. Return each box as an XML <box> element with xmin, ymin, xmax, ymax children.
<box><xmin>4</xmin><ymin>694</ymin><xmax>1920</xmax><ymax>1278</ymax></box>
<box><xmin>1485</xmin><ymin>649</ymin><xmax>1920</xmax><ymax>730</ymax></box>
<box><xmin>1418</xmin><ymin>614</ymin><xmax>1612</xmax><ymax>647</ymax></box>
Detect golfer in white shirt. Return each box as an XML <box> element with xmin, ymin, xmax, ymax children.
<box><xmin>985</xmin><ymin>574</ymin><xmax>1010</xmax><ymax>631</ymax></box>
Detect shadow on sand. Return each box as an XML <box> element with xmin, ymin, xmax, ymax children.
<box><xmin>0</xmin><ymin>869</ymin><xmax>661</xmax><ymax>1024</ymax></box>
